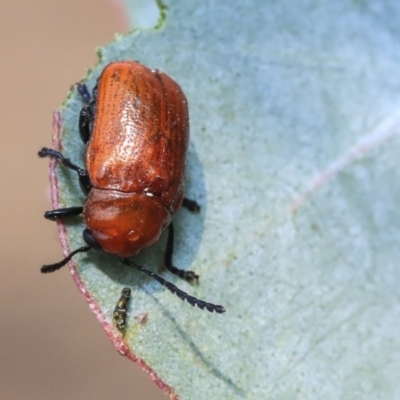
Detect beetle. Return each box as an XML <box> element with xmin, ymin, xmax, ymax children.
<box><xmin>39</xmin><ymin>61</ymin><xmax>225</xmax><ymax>314</ymax></box>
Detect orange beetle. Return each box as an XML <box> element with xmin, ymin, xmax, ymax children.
<box><xmin>39</xmin><ymin>61</ymin><xmax>225</xmax><ymax>314</ymax></box>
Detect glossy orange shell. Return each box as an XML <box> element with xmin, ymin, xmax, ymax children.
<box><xmin>86</xmin><ymin>61</ymin><xmax>189</xmax><ymax>213</ymax></box>
<box><xmin>83</xmin><ymin>61</ymin><xmax>189</xmax><ymax>257</ymax></box>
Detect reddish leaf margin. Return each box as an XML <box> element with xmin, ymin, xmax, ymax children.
<box><xmin>49</xmin><ymin>110</ymin><xmax>178</xmax><ymax>400</ymax></box>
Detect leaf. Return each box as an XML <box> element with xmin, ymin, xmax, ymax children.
<box><xmin>48</xmin><ymin>0</ymin><xmax>400</xmax><ymax>399</ymax></box>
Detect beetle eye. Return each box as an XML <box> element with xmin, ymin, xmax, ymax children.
<box><xmin>83</xmin><ymin>229</ymin><xmax>102</xmax><ymax>250</ymax></box>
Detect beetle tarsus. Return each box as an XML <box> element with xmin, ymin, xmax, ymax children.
<box><xmin>76</xmin><ymin>82</ymin><xmax>91</xmax><ymax>103</ymax></box>
<box><xmin>165</xmin><ymin>264</ymin><xmax>199</xmax><ymax>284</ymax></box>
<box><xmin>182</xmin><ymin>198</ymin><xmax>201</xmax><ymax>213</ymax></box>
<box><xmin>41</xmin><ymin>246</ymin><xmax>91</xmax><ymax>273</ymax></box>
<box><xmin>119</xmin><ymin>258</ymin><xmax>225</xmax><ymax>313</ymax></box>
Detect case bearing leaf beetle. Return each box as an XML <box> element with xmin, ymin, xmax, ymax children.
<box><xmin>39</xmin><ymin>61</ymin><xmax>225</xmax><ymax>315</ymax></box>
<box><xmin>114</xmin><ymin>287</ymin><xmax>131</xmax><ymax>331</ymax></box>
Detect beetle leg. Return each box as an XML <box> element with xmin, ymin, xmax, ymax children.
<box><xmin>44</xmin><ymin>206</ymin><xmax>83</xmax><ymax>221</ymax></box>
<box><xmin>182</xmin><ymin>197</ymin><xmax>200</xmax><ymax>213</ymax></box>
<box><xmin>38</xmin><ymin>147</ymin><xmax>91</xmax><ymax>194</ymax></box>
<box><xmin>76</xmin><ymin>83</ymin><xmax>91</xmax><ymax>103</ymax></box>
<box><xmin>119</xmin><ymin>258</ymin><xmax>225</xmax><ymax>313</ymax></box>
<box><xmin>41</xmin><ymin>246</ymin><xmax>91</xmax><ymax>273</ymax></box>
<box><xmin>164</xmin><ymin>224</ymin><xmax>199</xmax><ymax>283</ymax></box>
<box><xmin>79</xmin><ymin>105</ymin><xmax>93</xmax><ymax>144</ymax></box>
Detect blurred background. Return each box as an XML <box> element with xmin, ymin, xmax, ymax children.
<box><xmin>0</xmin><ymin>1</ymin><xmax>166</xmax><ymax>399</ymax></box>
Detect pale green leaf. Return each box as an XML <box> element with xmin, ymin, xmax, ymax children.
<box><xmin>51</xmin><ymin>0</ymin><xmax>400</xmax><ymax>398</ymax></box>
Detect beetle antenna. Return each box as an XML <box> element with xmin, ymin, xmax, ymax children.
<box><xmin>119</xmin><ymin>258</ymin><xmax>226</xmax><ymax>313</ymax></box>
<box><xmin>41</xmin><ymin>246</ymin><xmax>91</xmax><ymax>273</ymax></box>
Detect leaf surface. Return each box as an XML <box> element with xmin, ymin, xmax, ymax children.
<box><xmin>51</xmin><ymin>0</ymin><xmax>400</xmax><ymax>398</ymax></box>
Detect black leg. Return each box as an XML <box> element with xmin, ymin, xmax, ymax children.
<box><xmin>44</xmin><ymin>206</ymin><xmax>83</xmax><ymax>221</ymax></box>
<box><xmin>79</xmin><ymin>105</ymin><xmax>93</xmax><ymax>144</ymax></box>
<box><xmin>76</xmin><ymin>82</ymin><xmax>95</xmax><ymax>143</ymax></box>
<box><xmin>182</xmin><ymin>197</ymin><xmax>200</xmax><ymax>213</ymax></box>
<box><xmin>119</xmin><ymin>258</ymin><xmax>225</xmax><ymax>313</ymax></box>
<box><xmin>164</xmin><ymin>224</ymin><xmax>199</xmax><ymax>283</ymax></box>
<box><xmin>76</xmin><ymin>83</ymin><xmax>91</xmax><ymax>103</ymax></box>
<box><xmin>41</xmin><ymin>246</ymin><xmax>91</xmax><ymax>273</ymax></box>
<box><xmin>38</xmin><ymin>147</ymin><xmax>91</xmax><ymax>194</ymax></box>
